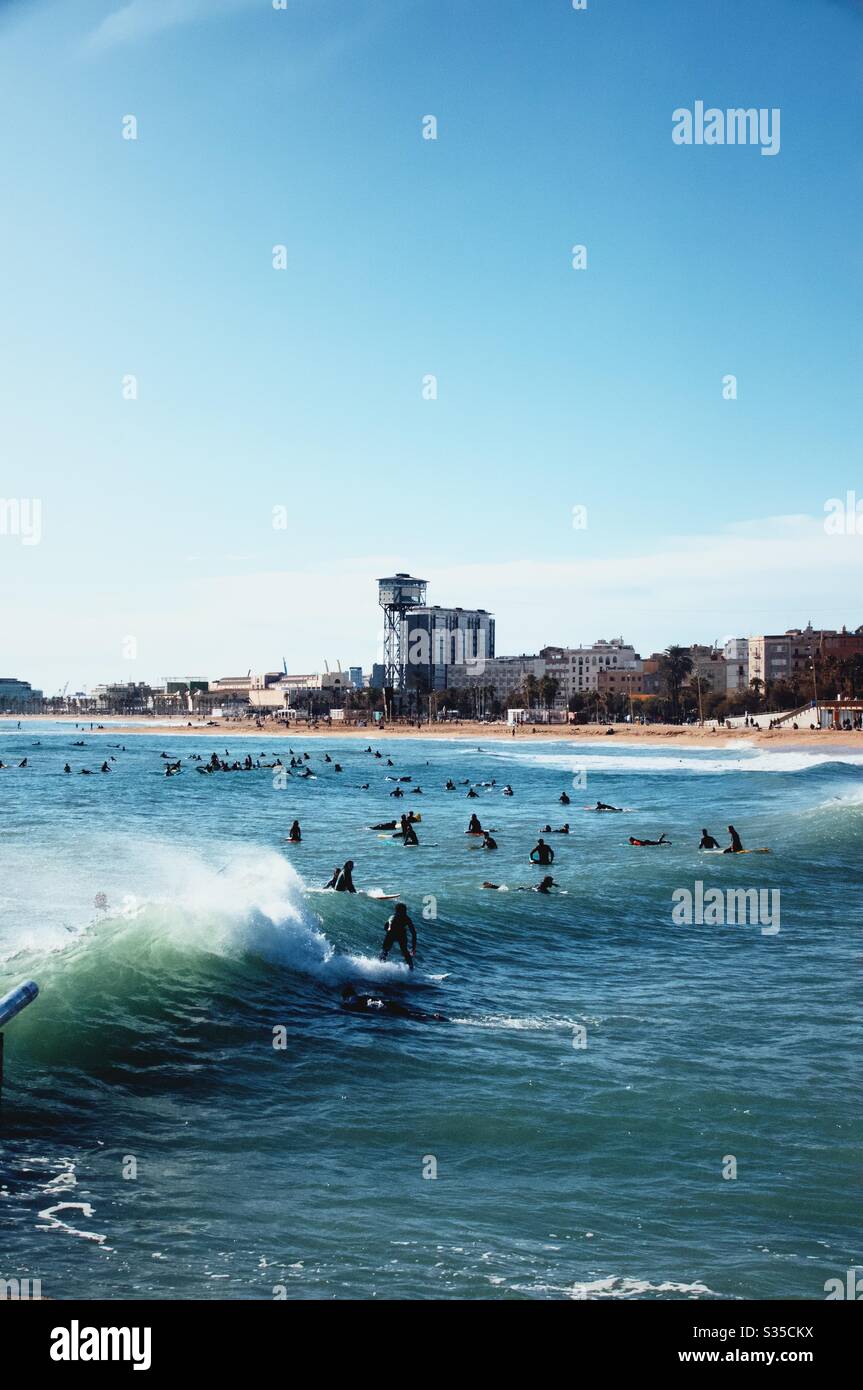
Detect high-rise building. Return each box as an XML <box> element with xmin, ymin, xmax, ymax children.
<box><xmin>402</xmin><ymin>607</ymin><xmax>495</xmax><ymax>691</ymax></box>
<box><xmin>349</xmin><ymin>666</ymin><xmax>364</xmax><ymax>689</ymax></box>
<box><xmin>0</xmin><ymin>677</ymin><xmax>43</xmax><ymax>705</ymax></box>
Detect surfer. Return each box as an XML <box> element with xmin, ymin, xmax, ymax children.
<box><xmin>595</xmin><ymin>801</ymin><xmax>622</xmax><ymax>812</ymax></box>
<box><xmin>559</xmin><ymin>791</ymin><xmax>571</xmax><ymax>805</ymax></box>
<box><xmin>379</xmin><ymin>902</ymin><xmax>417</xmax><ymax>968</ymax></box>
<box><xmin>535</xmin><ymin>875</ymin><xmax>556</xmax><ymax>894</ymax></box>
<box><xmin>482</xmin><ymin>831</ymin><xmax>498</xmax><ymax>849</ymax></box>
<box><xmin>530</xmin><ymin>838</ymin><xmax>554</xmax><ymax>866</ymax></box>
<box><xmin>502</xmin><ymin>784</ymin><xmax>514</xmax><ymax>796</ymax></box>
<box><xmin>288</xmin><ymin>820</ymin><xmax>302</xmax><ymax>843</ymax></box>
<box><xmin>326</xmin><ymin>860</ymin><xmax>356</xmax><ymax>892</ymax></box>
<box><xmin>699</xmin><ymin>828</ymin><xmax>720</xmax><ymax>849</ymax></box>
<box><xmin>554</xmin><ymin>824</ymin><xmax>570</xmax><ymax>834</ymax></box>
<box><xmin>467</xmin><ymin>814</ymin><xmax>483</xmax><ymax>834</ymax></box>
<box><xmin>340</xmin><ymin>984</ymin><xmax>445</xmax><ymax>1022</ymax></box>
<box><xmin>724</xmin><ymin>825</ymin><xmax>744</xmax><ymax>854</ymax></box>
<box><xmin>467</xmin><ymin>787</ymin><xmax>479</xmax><ymax>799</ymax></box>
<box><xmin>629</xmin><ymin>834</ymin><xmax>670</xmax><ymax>846</ymax></box>
<box><xmin>445</xmin><ymin>779</ymin><xmax>456</xmax><ymax>790</ymax></box>
<box><xmin>400</xmin><ymin>815</ymin><xmax>419</xmax><ymax>846</ymax></box>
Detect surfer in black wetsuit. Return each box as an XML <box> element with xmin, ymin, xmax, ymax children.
<box><xmin>340</xmin><ymin>984</ymin><xmax>445</xmax><ymax>1022</ymax></box>
<box><xmin>724</xmin><ymin>825</ymin><xmax>744</xmax><ymax>854</ymax></box>
<box><xmin>699</xmin><ymin>828</ymin><xmax>720</xmax><ymax>849</ymax></box>
<box><xmin>629</xmin><ymin>834</ymin><xmax>669</xmax><ymax>846</ymax></box>
<box><xmin>325</xmin><ymin>860</ymin><xmax>356</xmax><ymax>892</ymax></box>
<box><xmin>559</xmin><ymin>791</ymin><xmax>571</xmax><ymax>805</ymax></box>
<box><xmin>288</xmin><ymin>820</ymin><xmax>302</xmax><ymax>843</ymax></box>
<box><xmin>482</xmin><ymin>831</ymin><xmax>497</xmax><ymax>849</ymax></box>
<box><xmin>379</xmin><ymin>902</ymin><xmax>417</xmax><ymax>968</ymax></box>
<box><xmin>595</xmin><ymin>801</ymin><xmax>622</xmax><ymax>812</ymax></box>
<box><xmin>400</xmin><ymin>815</ymin><xmax>419</xmax><ymax>845</ymax></box>
<box><xmin>467</xmin><ymin>814</ymin><xmax>483</xmax><ymax>834</ymax></box>
<box><xmin>530</xmin><ymin>838</ymin><xmax>554</xmax><ymax>866</ymax></box>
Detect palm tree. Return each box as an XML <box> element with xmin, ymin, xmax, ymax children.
<box><xmin>539</xmin><ymin>674</ymin><xmax>560</xmax><ymax>712</ymax></box>
<box><xmin>660</xmin><ymin>646</ymin><xmax>694</xmax><ymax>720</ymax></box>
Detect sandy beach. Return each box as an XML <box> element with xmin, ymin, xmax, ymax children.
<box><xmin>8</xmin><ymin>713</ymin><xmax>862</xmax><ymax>753</ymax></box>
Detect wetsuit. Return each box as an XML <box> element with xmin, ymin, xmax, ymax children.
<box><xmin>699</xmin><ymin>833</ymin><xmax>719</xmax><ymax>849</ymax></box>
<box><xmin>380</xmin><ymin>913</ymin><xmax>417</xmax><ymax>968</ymax></box>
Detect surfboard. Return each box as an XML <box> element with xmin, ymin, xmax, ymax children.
<box><xmin>702</xmin><ymin>847</ymin><xmax>771</xmax><ymax>855</ymax></box>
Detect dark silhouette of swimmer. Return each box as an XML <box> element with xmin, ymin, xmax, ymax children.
<box><xmin>445</xmin><ymin>779</ymin><xmax>456</xmax><ymax>790</ymax></box>
<box><xmin>467</xmin><ymin>814</ymin><xmax>482</xmax><ymax>834</ymax></box>
<box><xmin>595</xmin><ymin>801</ymin><xmax>622</xmax><ymax>812</ymax></box>
<box><xmin>482</xmin><ymin>832</ymin><xmax>497</xmax><ymax>849</ymax></box>
<box><xmin>288</xmin><ymin>820</ymin><xmax>302</xmax><ymax>843</ymax></box>
<box><xmin>63</xmin><ymin>763</ymin><xmax>71</xmax><ymax>773</ymax></box>
<box><xmin>724</xmin><ymin>825</ymin><xmax>744</xmax><ymax>854</ymax></box>
<box><xmin>699</xmin><ymin>828</ymin><xmax>720</xmax><ymax>849</ymax></box>
<box><xmin>325</xmin><ymin>860</ymin><xmax>356</xmax><ymax>892</ymax></box>
<box><xmin>559</xmin><ymin>791</ymin><xmax>571</xmax><ymax>805</ymax></box>
<box><xmin>379</xmin><ymin>902</ymin><xmax>416</xmax><ymax>968</ymax></box>
<box><xmin>400</xmin><ymin>815</ymin><xmax>419</xmax><ymax>846</ymax></box>
<box><xmin>340</xmin><ymin>984</ymin><xmax>445</xmax><ymax>1022</ymax></box>
<box><xmin>535</xmin><ymin>875</ymin><xmax>556</xmax><ymax>894</ymax></box>
<box><xmin>530</xmin><ymin>838</ymin><xmax>554</xmax><ymax>866</ymax></box>
<box><xmin>467</xmin><ymin>787</ymin><xmax>478</xmax><ymax>798</ymax></box>
<box><xmin>629</xmin><ymin>835</ymin><xmax>669</xmax><ymax>846</ymax></box>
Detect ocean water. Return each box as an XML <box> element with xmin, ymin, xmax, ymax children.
<box><xmin>0</xmin><ymin>723</ymin><xmax>860</xmax><ymax>1301</ymax></box>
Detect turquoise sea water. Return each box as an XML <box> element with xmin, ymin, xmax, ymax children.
<box><xmin>0</xmin><ymin>723</ymin><xmax>860</xmax><ymax>1300</ymax></box>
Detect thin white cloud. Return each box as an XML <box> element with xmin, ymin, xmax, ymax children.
<box><xmin>5</xmin><ymin>514</ymin><xmax>861</xmax><ymax>693</ymax></box>
<box><xmin>86</xmin><ymin>0</ymin><xmax>254</xmax><ymax>52</ymax></box>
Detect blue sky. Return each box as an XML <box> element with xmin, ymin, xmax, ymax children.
<box><xmin>1</xmin><ymin>0</ymin><xmax>861</xmax><ymax>691</ymax></box>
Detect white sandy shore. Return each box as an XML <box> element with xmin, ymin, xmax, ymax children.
<box><xmin>6</xmin><ymin>713</ymin><xmax>862</xmax><ymax>754</ymax></box>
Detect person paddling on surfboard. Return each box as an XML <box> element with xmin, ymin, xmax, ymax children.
<box><xmin>724</xmin><ymin>825</ymin><xmax>744</xmax><ymax>854</ymax></box>
<box><xmin>699</xmin><ymin>828</ymin><xmax>720</xmax><ymax>849</ymax></box>
<box><xmin>629</xmin><ymin>834</ymin><xmax>670</xmax><ymax>846</ymax></box>
<box><xmin>379</xmin><ymin>902</ymin><xmax>416</xmax><ymax>969</ymax></box>
<box><xmin>595</xmin><ymin>801</ymin><xmax>622</xmax><ymax>812</ymax></box>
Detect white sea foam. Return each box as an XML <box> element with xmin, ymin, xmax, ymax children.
<box><xmin>568</xmin><ymin>1275</ymin><xmax>721</xmax><ymax>1300</ymax></box>
<box><xmin>487</xmin><ymin>747</ymin><xmax>863</xmax><ymax>775</ymax></box>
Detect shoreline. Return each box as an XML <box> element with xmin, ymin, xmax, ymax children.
<box><xmin>3</xmin><ymin>713</ymin><xmax>862</xmax><ymax>753</ymax></box>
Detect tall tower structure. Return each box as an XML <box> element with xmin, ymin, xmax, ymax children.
<box><xmin>377</xmin><ymin>573</ymin><xmax>427</xmax><ymax>690</ymax></box>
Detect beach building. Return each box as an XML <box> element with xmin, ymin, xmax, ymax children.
<box><xmin>541</xmin><ymin>639</ymin><xmax>640</xmax><ymax>700</ymax></box>
<box><xmin>446</xmin><ymin>654</ymin><xmax>546</xmax><ymax>700</ymax></box>
<box><xmin>723</xmin><ymin>638</ymin><xmax>749</xmax><ymax>692</ymax></box>
<box><xmin>0</xmin><ymin>677</ymin><xmax>43</xmax><ymax>705</ymax></box>
<box><xmin>684</xmin><ymin>644</ymin><xmax>726</xmax><ymax>694</ymax></box>
<box><xmin>402</xmin><ymin>606</ymin><xmax>496</xmax><ymax>691</ymax></box>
